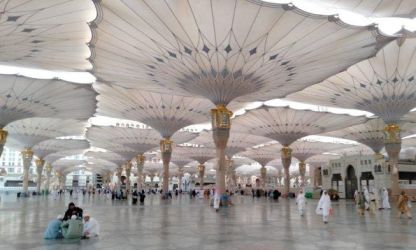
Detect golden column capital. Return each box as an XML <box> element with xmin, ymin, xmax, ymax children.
<box><xmin>210</xmin><ymin>104</ymin><xmax>233</xmax><ymax>129</ymax></box>
<box><xmin>281</xmin><ymin>146</ymin><xmax>292</xmax><ymax>159</ymax></box>
<box><xmin>198</xmin><ymin>164</ymin><xmax>205</xmax><ymax>173</ymax></box>
<box><xmin>21</xmin><ymin>148</ymin><xmax>34</xmax><ymax>159</ymax></box>
<box><xmin>56</xmin><ymin>171</ymin><xmax>62</xmax><ymax>177</ymax></box>
<box><xmin>45</xmin><ymin>163</ymin><xmax>52</xmax><ymax>172</ymax></box>
<box><xmin>0</xmin><ymin>128</ymin><xmax>8</xmax><ymax>145</ymax></box>
<box><xmin>260</xmin><ymin>166</ymin><xmax>267</xmax><ymax>176</ymax></box>
<box><xmin>160</xmin><ymin>138</ymin><xmax>173</xmax><ymax>153</ymax></box>
<box><xmin>136</xmin><ymin>154</ymin><xmax>145</xmax><ymax>165</ymax></box>
<box><xmin>299</xmin><ymin>161</ymin><xmax>306</xmax><ymax>175</ymax></box>
<box><xmin>125</xmin><ymin>161</ymin><xmax>132</xmax><ymax>170</ymax></box>
<box><xmin>35</xmin><ymin>159</ymin><xmax>45</xmax><ymax>168</ymax></box>
<box><xmin>384</xmin><ymin>123</ymin><xmax>401</xmax><ymax>144</ymax></box>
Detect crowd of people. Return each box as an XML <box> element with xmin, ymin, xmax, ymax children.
<box><xmin>354</xmin><ymin>187</ymin><xmax>412</xmax><ymax>219</ymax></box>
<box><xmin>42</xmin><ymin>183</ymin><xmax>414</xmax><ymax>241</ymax></box>
<box><xmin>44</xmin><ymin>202</ymin><xmax>100</xmax><ymax>240</ymax></box>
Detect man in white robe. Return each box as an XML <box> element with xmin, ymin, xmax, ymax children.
<box><xmin>296</xmin><ymin>190</ymin><xmax>306</xmax><ymax>216</ymax></box>
<box><xmin>363</xmin><ymin>187</ymin><xmax>370</xmax><ymax>210</ymax></box>
<box><xmin>380</xmin><ymin>188</ymin><xmax>391</xmax><ymax>209</ymax></box>
<box><xmin>82</xmin><ymin>214</ymin><xmax>100</xmax><ymax>238</ymax></box>
<box><xmin>316</xmin><ymin>190</ymin><xmax>331</xmax><ymax>224</ymax></box>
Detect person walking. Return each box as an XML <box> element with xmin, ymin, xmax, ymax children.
<box><xmin>316</xmin><ymin>190</ymin><xmax>332</xmax><ymax>224</ymax></box>
<box><xmin>380</xmin><ymin>188</ymin><xmax>391</xmax><ymax>209</ymax></box>
<box><xmin>296</xmin><ymin>190</ymin><xmax>306</xmax><ymax>216</ymax></box>
<box><xmin>397</xmin><ymin>191</ymin><xmax>412</xmax><ymax>219</ymax></box>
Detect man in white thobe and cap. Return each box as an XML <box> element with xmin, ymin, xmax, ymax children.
<box><xmin>296</xmin><ymin>190</ymin><xmax>306</xmax><ymax>216</ymax></box>
<box><xmin>82</xmin><ymin>214</ymin><xmax>100</xmax><ymax>238</ymax></box>
<box><xmin>380</xmin><ymin>188</ymin><xmax>391</xmax><ymax>209</ymax></box>
<box><xmin>316</xmin><ymin>190</ymin><xmax>332</xmax><ymax>224</ymax></box>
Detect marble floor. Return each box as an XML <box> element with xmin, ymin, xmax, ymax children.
<box><xmin>0</xmin><ymin>193</ymin><xmax>414</xmax><ymax>250</ymax></box>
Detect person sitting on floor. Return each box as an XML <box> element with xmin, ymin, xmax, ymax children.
<box><xmin>63</xmin><ymin>202</ymin><xmax>83</xmax><ymax>221</ymax></box>
<box><xmin>44</xmin><ymin>215</ymin><xmax>64</xmax><ymax>239</ymax></box>
<box><xmin>82</xmin><ymin>214</ymin><xmax>100</xmax><ymax>238</ymax></box>
<box><xmin>61</xmin><ymin>215</ymin><xmax>83</xmax><ymax>239</ymax></box>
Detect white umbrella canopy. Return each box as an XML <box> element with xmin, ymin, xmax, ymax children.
<box><xmin>287</xmin><ymin>38</ymin><xmax>416</xmax><ymax>124</ymax></box>
<box><xmin>239</xmin><ymin>143</ymin><xmax>282</xmax><ymax>167</ymax></box>
<box><xmin>84</xmin><ymin>151</ymin><xmax>126</xmax><ymax>168</ymax></box>
<box><xmin>32</xmin><ymin>139</ymin><xmax>89</xmax><ymax>160</ymax></box>
<box><xmin>86</xmin><ymin>126</ymin><xmax>161</xmax><ymax>154</ymax></box>
<box><xmin>170</xmin><ymin>158</ymin><xmax>194</xmax><ymax>168</ymax></box>
<box><xmin>94</xmin><ymin>84</ymin><xmax>212</xmax><ymax>139</ymax></box>
<box><xmin>307</xmin><ymin>154</ymin><xmax>340</xmax><ymax>167</ymax></box>
<box><xmin>233</xmin><ymin>105</ymin><xmax>368</xmax><ymax>146</ymax></box>
<box><xmin>297</xmin><ymin>0</ymin><xmax>416</xmax><ymax>18</ymax></box>
<box><xmin>45</xmin><ymin>149</ymin><xmax>86</xmax><ymax>165</ymax></box>
<box><xmin>328</xmin><ymin>144</ymin><xmax>376</xmax><ymax>156</ymax></box>
<box><xmin>235</xmin><ymin>164</ymin><xmax>276</xmax><ymax>175</ymax></box>
<box><xmin>0</xmin><ymin>75</ymin><xmax>96</xmax><ymax>128</ymax></box>
<box><xmin>85</xmin><ymin>158</ymin><xmax>118</xmax><ymax>171</ymax></box>
<box><xmin>90</xmin><ymin>0</ymin><xmax>393</xmax><ymax>105</ymax></box>
<box><xmin>190</xmin><ymin>130</ymin><xmax>272</xmax><ymax>158</ymax></box>
<box><xmin>174</xmin><ymin>145</ymin><xmax>216</xmax><ymax>164</ymax></box>
<box><xmin>290</xmin><ymin>140</ymin><xmax>353</xmax><ymax>162</ymax></box>
<box><xmin>89</xmin><ymin>140</ymin><xmax>138</xmax><ymax>162</ymax></box>
<box><xmin>230</xmin><ymin>157</ymin><xmax>256</xmax><ymax>167</ymax></box>
<box><xmin>53</xmin><ymin>159</ymin><xmax>86</xmax><ymax>172</ymax></box>
<box><xmin>87</xmin><ymin>125</ymin><xmax>200</xmax><ymax>151</ymax></box>
<box><xmin>324</xmin><ymin>118</ymin><xmax>416</xmax><ymax>154</ymax></box>
<box><xmin>5</xmin><ymin>118</ymin><xmax>87</xmax><ymax>150</ymax></box>
<box><xmin>0</xmin><ymin>0</ymin><xmax>97</xmax><ymax>71</ymax></box>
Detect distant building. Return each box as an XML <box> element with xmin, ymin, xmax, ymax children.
<box><xmin>321</xmin><ymin>154</ymin><xmax>416</xmax><ymax>198</ymax></box>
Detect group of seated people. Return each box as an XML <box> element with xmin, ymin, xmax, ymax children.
<box><xmin>44</xmin><ymin>202</ymin><xmax>100</xmax><ymax>240</ymax></box>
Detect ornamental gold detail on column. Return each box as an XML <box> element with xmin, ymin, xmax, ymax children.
<box><xmin>21</xmin><ymin>148</ymin><xmax>34</xmax><ymax>159</ymax></box>
<box><xmin>299</xmin><ymin>162</ymin><xmax>306</xmax><ymax>175</ymax></box>
<box><xmin>198</xmin><ymin>164</ymin><xmax>205</xmax><ymax>173</ymax></box>
<box><xmin>384</xmin><ymin>123</ymin><xmax>401</xmax><ymax>144</ymax></box>
<box><xmin>136</xmin><ymin>154</ymin><xmax>145</xmax><ymax>165</ymax></box>
<box><xmin>260</xmin><ymin>166</ymin><xmax>267</xmax><ymax>176</ymax></box>
<box><xmin>0</xmin><ymin>129</ymin><xmax>7</xmax><ymax>145</ymax></box>
<box><xmin>35</xmin><ymin>159</ymin><xmax>45</xmax><ymax>168</ymax></box>
<box><xmin>160</xmin><ymin>139</ymin><xmax>173</xmax><ymax>153</ymax></box>
<box><xmin>281</xmin><ymin>146</ymin><xmax>292</xmax><ymax>160</ymax></box>
<box><xmin>211</xmin><ymin>104</ymin><xmax>232</xmax><ymax>129</ymax></box>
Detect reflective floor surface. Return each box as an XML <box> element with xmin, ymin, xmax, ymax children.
<box><xmin>0</xmin><ymin>193</ymin><xmax>414</xmax><ymax>250</ymax></box>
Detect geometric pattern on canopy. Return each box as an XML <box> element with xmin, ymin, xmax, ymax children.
<box><xmin>328</xmin><ymin>143</ymin><xmax>376</xmax><ymax>156</ymax></box>
<box><xmin>307</xmin><ymin>154</ymin><xmax>340</xmax><ymax>167</ymax></box>
<box><xmin>32</xmin><ymin>139</ymin><xmax>89</xmax><ymax>159</ymax></box>
<box><xmin>0</xmin><ymin>75</ymin><xmax>96</xmax><ymax>128</ymax></box>
<box><xmin>190</xmin><ymin>130</ymin><xmax>271</xmax><ymax>157</ymax></box>
<box><xmin>174</xmin><ymin>145</ymin><xmax>216</xmax><ymax>165</ymax></box>
<box><xmin>86</xmin><ymin>126</ymin><xmax>161</xmax><ymax>154</ymax></box>
<box><xmin>84</xmin><ymin>151</ymin><xmax>125</xmax><ymax>168</ymax></box>
<box><xmin>94</xmin><ymin>83</ymin><xmax>212</xmax><ymax>138</ymax></box>
<box><xmin>53</xmin><ymin>159</ymin><xmax>86</xmax><ymax>173</ymax></box>
<box><xmin>287</xmin><ymin>38</ymin><xmax>416</xmax><ymax>123</ymax></box>
<box><xmin>0</xmin><ymin>0</ymin><xmax>97</xmax><ymax>71</ymax></box>
<box><xmin>85</xmin><ymin>158</ymin><xmax>118</xmax><ymax>171</ymax></box>
<box><xmin>307</xmin><ymin>0</ymin><xmax>416</xmax><ymax>17</ymax></box>
<box><xmin>5</xmin><ymin>118</ymin><xmax>87</xmax><ymax>150</ymax></box>
<box><xmin>91</xmin><ymin>0</ymin><xmax>391</xmax><ymax>105</ymax></box>
<box><xmin>238</xmin><ymin>143</ymin><xmax>282</xmax><ymax>167</ymax></box>
<box><xmin>86</xmin><ymin>126</ymin><xmax>197</xmax><ymax>154</ymax></box>
<box><xmin>290</xmin><ymin>140</ymin><xmax>352</xmax><ymax>162</ymax></box>
<box><xmin>88</xmin><ymin>139</ymin><xmax>138</xmax><ymax>162</ymax></box>
<box><xmin>233</xmin><ymin>105</ymin><xmax>368</xmax><ymax>146</ymax></box>
<box><xmin>45</xmin><ymin>149</ymin><xmax>86</xmax><ymax>165</ymax></box>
